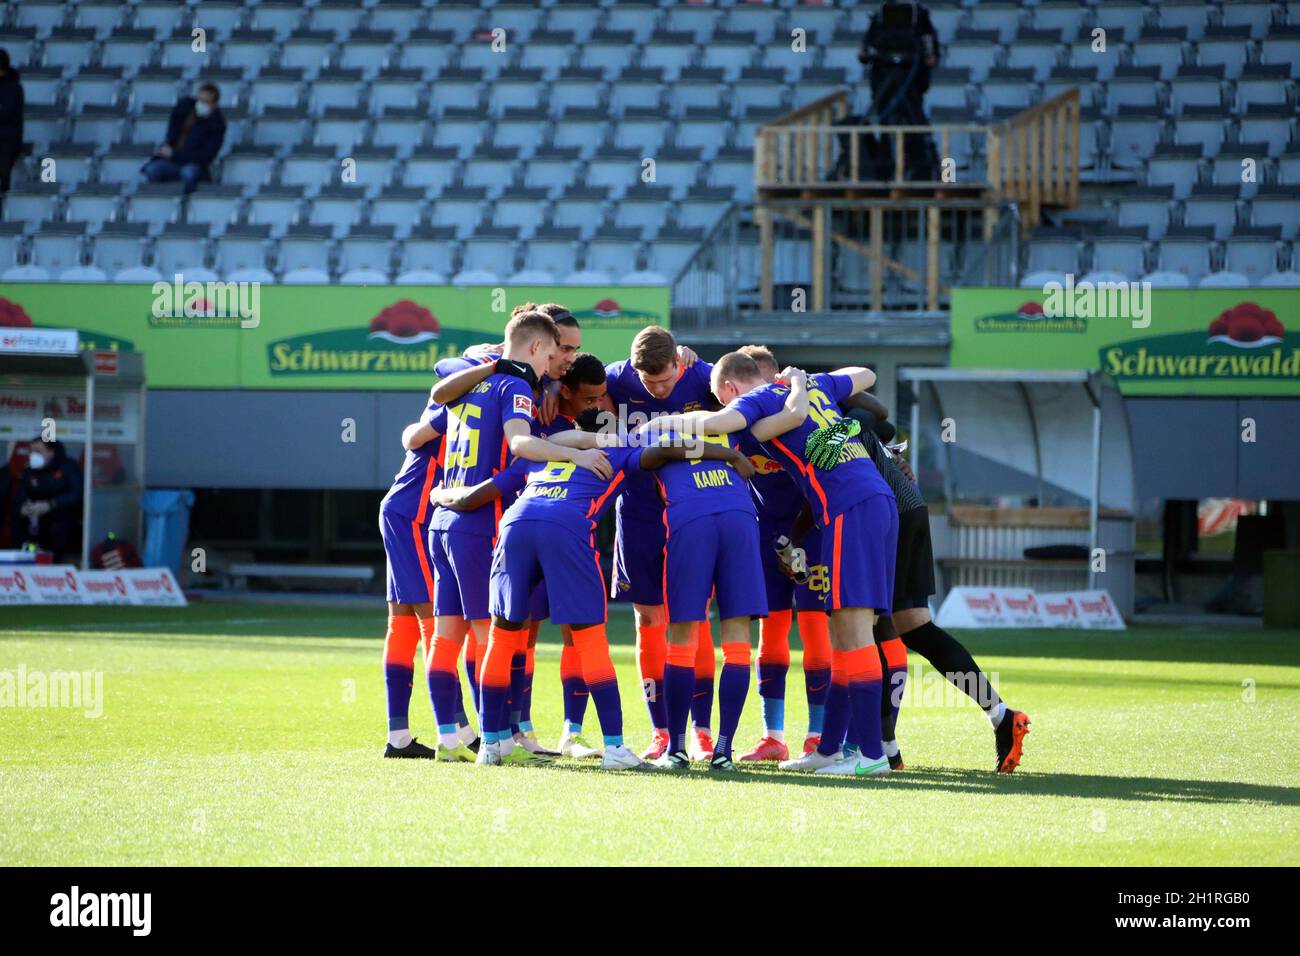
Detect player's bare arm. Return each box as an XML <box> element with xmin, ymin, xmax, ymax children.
<box><xmin>639</xmin><ymin>407</ymin><xmax>746</xmax><ymax>437</ymax></box>
<box><xmin>429</xmin><ymin>359</ymin><xmax>498</xmax><ymax>405</ymax></box>
<box><xmin>830</xmin><ymin>366</ymin><xmax>877</xmax><ymax>395</ymax></box>
<box><xmin>430</xmin><ymin>479</ymin><xmax>500</xmax><ymax>512</ymax></box>
<box><xmin>748</xmin><ymin>367</ymin><xmax>809</xmax><ymax>441</ymax></box>
<box><xmin>544</xmin><ymin>428</ymin><xmax>622</xmax><ymax>450</ymax></box>
<box><xmin>504</xmin><ymin>418</ymin><xmax>613</xmax><ymax>479</ymax></box>
<box><xmin>842</xmin><ymin>389</ymin><xmax>889</xmax><ymax>422</ymax></box>
<box><xmin>401</xmin><ymin>420</ymin><xmax>441</xmax><ymax>451</ymax></box>
<box><xmin>639</xmin><ymin>441</ymin><xmax>756</xmax><ymax>479</ymax></box>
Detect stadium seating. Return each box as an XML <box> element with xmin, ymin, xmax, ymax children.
<box><xmin>0</xmin><ymin>0</ymin><xmax>1292</xmax><ymax>288</ymax></box>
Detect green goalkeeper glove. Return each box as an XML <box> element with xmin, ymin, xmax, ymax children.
<box><xmin>805</xmin><ymin>418</ymin><xmax>861</xmax><ymax>471</ymax></box>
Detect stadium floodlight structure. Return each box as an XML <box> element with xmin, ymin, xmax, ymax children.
<box><xmin>0</xmin><ymin>329</ymin><xmax>147</xmax><ymax>569</ymax></box>
<box><xmin>898</xmin><ymin>368</ymin><xmax>1135</xmax><ymax>615</ymax></box>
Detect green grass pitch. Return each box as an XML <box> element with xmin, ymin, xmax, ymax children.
<box><xmin>2</xmin><ymin>602</ymin><xmax>1297</xmax><ymax>866</ymax></box>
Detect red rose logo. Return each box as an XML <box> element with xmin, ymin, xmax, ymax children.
<box><xmin>0</xmin><ymin>297</ymin><xmax>34</xmax><ymax>328</ymax></box>
<box><xmin>593</xmin><ymin>299</ymin><xmax>620</xmax><ymax>318</ymax></box>
<box><xmin>1017</xmin><ymin>301</ymin><xmax>1045</xmax><ymax>318</ymax></box>
<box><xmin>368</xmin><ymin>301</ymin><xmax>441</xmax><ymax>343</ymax></box>
<box><xmin>1209</xmin><ymin>303</ymin><xmax>1284</xmax><ymax>347</ymax></box>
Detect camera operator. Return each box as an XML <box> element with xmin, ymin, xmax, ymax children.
<box><xmin>834</xmin><ymin>1</ymin><xmax>941</xmax><ymax>182</ymax></box>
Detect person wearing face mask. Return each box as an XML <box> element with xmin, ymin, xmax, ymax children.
<box><xmin>141</xmin><ymin>82</ymin><xmax>227</xmax><ymax>193</ymax></box>
<box><xmin>12</xmin><ymin>438</ymin><xmax>83</xmax><ymax>563</ymax></box>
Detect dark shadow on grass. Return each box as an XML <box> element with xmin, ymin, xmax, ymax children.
<box><xmin>986</xmin><ymin>667</ymin><xmax>1300</xmax><ymax>693</ymax></box>
<box><xmin>938</xmin><ymin>630</ymin><xmax>1300</xmax><ymax>669</ymax></box>
<box><xmin>537</xmin><ymin>760</ymin><xmax>1300</xmax><ymax>807</ymax></box>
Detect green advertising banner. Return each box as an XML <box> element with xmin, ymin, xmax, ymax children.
<box><xmin>0</xmin><ymin>283</ymin><xmax>669</xmax><ymax>389</ymax></box>
<box><xmin>951</xmin><ymin>287</ymin><xmax>1300</xmax><ymax>395</ymax></box>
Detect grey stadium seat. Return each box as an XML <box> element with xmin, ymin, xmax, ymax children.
<box><xmin>646</xmin><ymin>227</ymin><xmax>706</xmax><ymax>279</ymax></box>
<box><xmin>1107</xmin><ymin>66</ymin><xmax>1162</xmax><ymax>113</ymax></box>
<box><xmin>399</xmin><ymin>29</ymin><xmax>458</xmax><ymax>78</ymax></box>
<box><xmin>493</xmin><ymin>108</ymin><xmax>551</xmax><ymax>158</ymax></box>
<box><xmin>1146</xmin><ymin>145</ymin><xmax>1203</xmax><ymax>199</ymax></box>
<box><xmin>584</xmin><ymin>148</ymin><xmax>646</xmax><ymax>197</ymax></box>
<box><xmin>1090</xmin><ymin>228</ymin><xmax>1149</xmax><ymax>279</ymax></box>
<box><xmin>215</xmin><ymin>224</ymin><xmax>274</xmax><ymax>279</ymax></box>
<box><xmin>947</xmin><ymin>29</ymin><xmax>1000</xmax><ymax>82</ymax></box>
<box><xmin>65</xmin><ymin>185</ymin><xmax>120</xmax><ymax>228</ymax></box>
<box><xmin>520</xmin><ymin>227</ymin><xmax>581</xmax><ymax>277</ymax></box>
<box><xmin>1169</xmin><ymin>65</ymin><xmax>1225</xmax><ymax>112</ymax></box>
<box><xmin>1182</xmin><ymin>186</ymin><xmax>1241</xmax><ymax>240</ymax></box>
<box><xmin>493</xmin><ymin>188</ymin><xmax>552</xmax><ymax>239</ymax></box>
<box><xmin>614</xmin><ymin>185</ymin><xmax>673</xmax><ymax>240</ymax></box>
<box><xmin>1026</xmin><ymin>228</ymin><xmax>1083</xmax><ymax>276</ymax></box>
<box><xmin>1116</xmin><ymin>187</ymin><xmax>1175</xmax><ymax>239</ymax></box>
<box><xmin>550</xmin><ymin>186</ymin><xmax>610</xmax><ymax>240</ymax></box>
<box><xmin>521</xmin><ymin>30</ymin><xmax>578</xmax><ymax>80</ymax></box>
<box><xmin>308</xmin><ymin>185</ymin><xmax>367</xmax><ymax>238</ymax></box>
<box><xmin>1224</xmin><ymin>228</ymin><xmax>1282</xmax><ymax>283</ymax></box>
<box><xmin>100</xmin><ymin>29</ymin><xmax>156</xmax><ymax>72</ymax></box>
<box><xmin>246</xmin><ymin>187</ymin><xmax>305</xmax><ymax>238</ymax></box>
<box><xmin>92</xmin><ymin>223</ymin><xmax>150</xmax><ymax>278</ymax></box>
<box><xmin>1211</xmin><ymin>144</ymin><xmax>1268</xmax><ymax>199</ymax></box>
<box><xmin>397</xmin><ymin>226</ymin><xmax>458</xmax><ymax>282</ymax></box>
<box><xmin>461</xmin><ymin>227</ymin><xmax>519</xmax><ymax>276</ymax></box>
<box><xmin>461</xmin><ymin>148</ymin><xmax>519</xmax><ymax>197</ymax></box>
<box><xmin>153</xmin><ymin>224</ymin><xmax>211</xmax><ymax>277</ymax></box>
<box><xmin>1130</xmin><ymin>27</ymin><xmax>1188</xmax><ymax>81</ymax></box>
<box><xmin>1237</xmin><ymin>64</ymin><xmax>1294</xmax><ymax>111</ymax></box>
<box><xmin>1250</xmin><ymin>186</ymin><xmax>1300</xmax><ymax>238</ymax></box>
<box><xmin>31</xmin><ymin>221</ymin><xmax>87</xmax><ymax>277</ymax></box>
<box><xmin>369</xmin><ymin>187</ymin><xmax>426</xmax><ymax>239</ymax></box>
<box><xmin>4</xmin><ymin>184</ymin><xmax>61</xmax><ymax>226</ymax></box>
<box><xmin>278</xmin><ymin>146</ymin><xmax>337</xmax><ymax>191</ymax></box>
<box><xmin>429</xmin><ymin>187</ymin><xmax>489</xmax><ymax>239</ymax></box>
<box><xmin>1173</xmin><ymin>104</ymin><xmax>1229</xmax><ymax>158</ymax></box>
<box><xmin>1197</xmin><ymin>25</ymin><xmax>1252</xmax><ymax>79</ymax></box>
<box><xmin>1156</xmin><ymin>226</ymin><xmax>1215</xmax><ymax>283</ymax></box>
<box><xmin>125</xmin><ymin>183</ymin><xmax>186</xmax><ymax>235</ymax></box>
<box><xmin>338</xmin><ymin>225</ymin><xmax>395</xmax><ymax>281</ymax></box>
<box><xmin>186</xmin><ymin>185</ymin><xmax>244</xmax><ymax>231</ymax></box>
<box><xmin>523</xmin><ymin>148</ymin><xmax>582</xmax><ymax>197</ymax></box>
<box><xmin>586</xmin><ymin>227</ymin><xmax>643</xmax><ymax>275</ymax></box>
<box><xmin>489</xmin><ymin>68</ymin><xmax>545</xmax><ymax>117</ymax></box>
<box><xmin>401</xmin><ymin>148</ymin><xmax>460</xmax><ymax>194</ymax></box>
<box><xmin>1239</xmin><ymin>105</ymin><xmax>1297</xmax><ymax>157</ymax></box>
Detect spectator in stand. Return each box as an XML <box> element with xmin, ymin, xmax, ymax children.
<box><xmin>11</xmin><ymin>438</ymin><xmax>83</xmax><ymax>563</ymax></box>
<box><xmin>0</xmin><ymin>48</ymin><xmax>24</xmax><ymax>205</ymax></box>
<box><xmin>141</xmin><ymin>82</ymin><xmax>227</xmax><ymax>193</ymax></box>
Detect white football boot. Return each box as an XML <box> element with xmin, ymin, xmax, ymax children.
<box><xmin>813</xmin><ymin>753</ymin><xmax>892</xmax><ymax>777</ymax></box>
<box><xmin>778</xmin><ymin>749</ymin><xmax>841</xmax><ymax>772</ymax></box>
<box><xmin>601</xmin><ymin>745</ymin><xmax>644</xmax><ymax>771</ymax></box>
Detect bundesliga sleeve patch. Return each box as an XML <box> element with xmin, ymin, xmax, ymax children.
<box><xmin>513</xmin><ymin>394</ymin><xmax>534</xmax><ymax>416</ymax></box>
